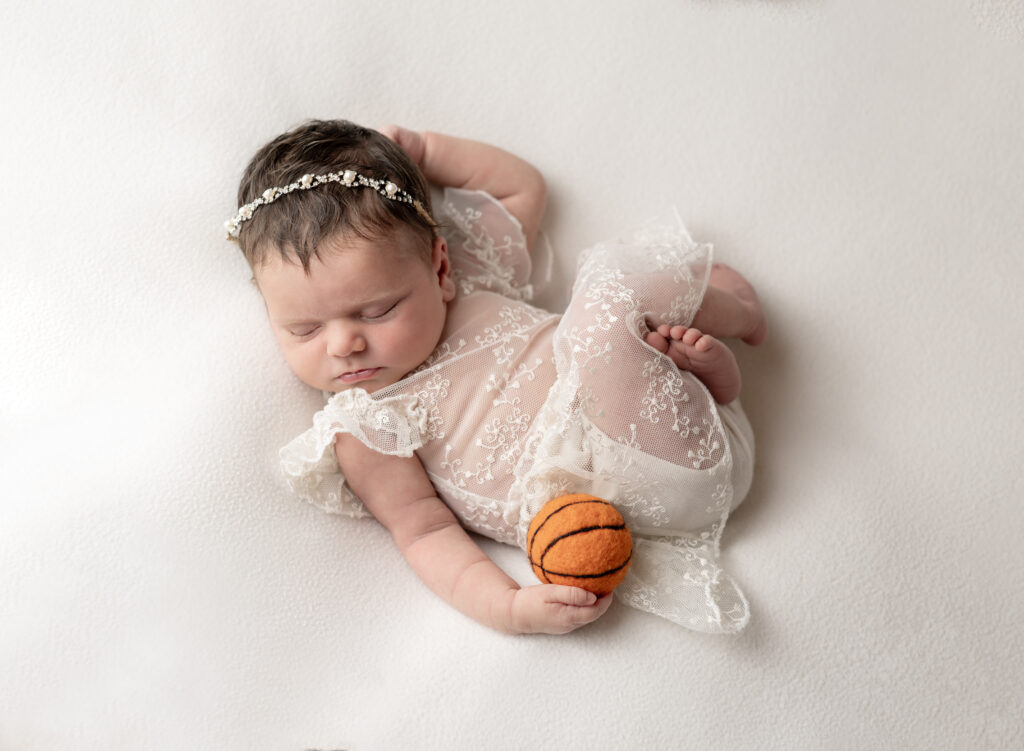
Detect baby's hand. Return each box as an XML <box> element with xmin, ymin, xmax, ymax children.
<box><xmin>508</xmin><ymin>584</ymin><xmax>613</xmax><ymax>635</ymax></box>
<box><xmin>380</xmin><ymin>124</ymin><xmax>426</xmax><ymax>167</ymax></box>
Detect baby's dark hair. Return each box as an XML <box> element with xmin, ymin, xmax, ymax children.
<box><xmin>232</xmin><ymin>119</ymin><xmax>435</xmax><ymax>271</ymax></box>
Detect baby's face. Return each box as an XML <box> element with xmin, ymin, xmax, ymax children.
<box><xmin>254</xmin><ymin>228</ymin><xmax>454</xmax><ymax>394</ymax></box>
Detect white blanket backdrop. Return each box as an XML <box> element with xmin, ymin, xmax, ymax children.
<box><xmin>2</xmin><ymin>1</ymin><xmax>1022</xmax><ymax>748</ymax></box>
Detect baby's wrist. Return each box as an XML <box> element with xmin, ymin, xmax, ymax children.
<box><xmin>499</xmin><ymin>585</ymin><xmax>524</xmax><ymax>634</ymax></box>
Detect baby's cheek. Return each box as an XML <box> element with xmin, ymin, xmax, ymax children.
<box><xmin>282</xmin><ymin>345</ymin><xmax>317</xmax><ymax>385</ymax></box>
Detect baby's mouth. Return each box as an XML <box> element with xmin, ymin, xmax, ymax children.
<box><xmin>337</xmin><ymin>367</ymin><xmax>381</xmax><ymax>384</ymax></box>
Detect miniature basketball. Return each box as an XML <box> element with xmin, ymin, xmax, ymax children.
<box><xmin>527</xmin><ymin>494</ymin><xmax>633</xmax><ymax>596</ymax></box>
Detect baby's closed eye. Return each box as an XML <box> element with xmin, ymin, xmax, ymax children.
<box><xmin>288</xmin><ymin>324</ymin><xmax>322</xmax><ymax>338</ymax></box>
<box><xmin>361</xmin><ymin>300</ymin><xmax>401</xmax><ymax>321</ymax></box>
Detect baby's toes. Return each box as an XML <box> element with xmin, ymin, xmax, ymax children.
<box><xmin>694</xmin><ymin>334</ymin><xmax>715</xmax><ymax>352</ymax></box>
<box><xmin>668</xmin><ymin>325</ymin><xmax>687</xmax><ymax>340</ymax></box>
<box><xmin>645</xmin><ymin>330</ymin><xmax>669</xmax><ymax>353</ymax></box>
<box><xmin>681</xmin><ymin>327</ymin><xmax>704</xmax><ymax>346</ymax></box>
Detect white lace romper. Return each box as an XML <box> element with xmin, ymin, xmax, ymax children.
<box><xmin>280</xmin><ymin>188</ymin><xmax>755</xmax><ymax>633</ymax></box>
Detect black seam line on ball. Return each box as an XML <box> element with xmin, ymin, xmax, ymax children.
<box><xmin>537</xmin><ymin>524</ymin><xmax>629</xmax><ymax>574</ymax></box>
<box><xmin>528</xmin><ymin>499</ymin><xmax>612</xmax><ymax>555</ymax></box>
<box><xmin>537</xmin><ymin>550</ymin><xmax>633</xmax><ymax>581</ymax></box>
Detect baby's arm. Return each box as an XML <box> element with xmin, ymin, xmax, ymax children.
<box><xmin>334</xmin><ymin>434</ymin><xmax>611</xmax><ymax>635</ymax></box>
<box><xmin>381</xmin><ymin>126</ymin><xmax>547</xmax><ymax>252</ymax></box>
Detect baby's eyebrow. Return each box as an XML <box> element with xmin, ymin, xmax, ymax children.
<box><xmin>271</xmin><ymin>316</ymin><xmax>318</xmax><ymax>329</ymax></box>
<box><xmin>355</xmin><ymin>292</ymin><xmax>400</xmax><ymax>307</ymax></box>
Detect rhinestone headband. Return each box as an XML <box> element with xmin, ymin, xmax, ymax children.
<box><xmin>225</xmin><ymin>168</ymin><xmax>435</xmax><ymax>239</ymax></box>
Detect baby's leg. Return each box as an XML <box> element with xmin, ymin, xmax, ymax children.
<box><xmin>690</xmin><ymin>264</ymin><xmax>767</xmax><ymax>346</ymax></box>
<box><xmin>647</xmin><ymin>326</ymin><xmax>741</xmax><ymax>404</ymax></box>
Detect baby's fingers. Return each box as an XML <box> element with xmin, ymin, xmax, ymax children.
<box><xmin>572</xmin><ymin>591</ymin><xmax>614</xmax><ymax>622</ymax></box>
<box><xmin>549</xmin><ymin>585</ymin><xmax>598</xmax><ymax>607</ymax></box>
<box><xmin>544</xmin><ymin>586</ymin><xmax>613</xmax><ymax>632</ymax></box>
<box><xmin>512</xmin><ymin>585</ymin><xmax>613</xmax><ymax>634</ymax></box>
<box><xmin>378</xmin><ymin>124</ymin><xmax>425</xmax><ymax>164</ymax></box>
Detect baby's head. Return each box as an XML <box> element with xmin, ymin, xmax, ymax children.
<box><xmin>228</xmin><ymin>120</ymin><xmax>455</xmax><ymax>394</ymax></box>
<box><xmin>230</xmin><ymin>119</ymin><xmax>437</xmax><ymax>269</ymax></box>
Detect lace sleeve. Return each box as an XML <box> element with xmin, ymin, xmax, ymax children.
<box><xmin>278</xmin><ymin>389</ymin><xmax>429</xmax><ymax>516</ymax></box>
<box><xmin>439</xmin><ymin>188</ymin><xmax>534</xmax><ymax>301</ymax></box>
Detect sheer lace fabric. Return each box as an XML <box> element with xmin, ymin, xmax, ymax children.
<box><xmin>279</xmin><ymin>188</ymin><xmax>754</xmax><ymax>633</ymax></box>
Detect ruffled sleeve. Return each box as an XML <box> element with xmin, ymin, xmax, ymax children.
<box><xmin>439</xmin><ymin>188</ymin><xmax>534</xmax><ymax>301</ymax></box>
<box><xmin>279</xmin><ymin>388</ymin><xmax>429</xmax><ymax>516</ymax></box>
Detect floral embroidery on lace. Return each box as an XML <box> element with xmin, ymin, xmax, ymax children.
<box><xmin>476</xmin><ymin>305</ymin><xmax>551</xmax><ymax>365</ymax></box>
<box><xmin>442</xmin><ymin>191</ymin><xmax>533</xmax><ymax>301</ymax></box>
<box><xmin>639</xmin><ymin>352</ymin><xmax>690</xmax><ymax>427</ymax></box>
<box><xmin>403</xmin><ymin>371</ymin><xmax>450</xmax><ymax>443</ymax></box>
<box><xmin>416</xmin><ymin>337</ymin><xmax>467</xmax><ymax>371</ymax></box>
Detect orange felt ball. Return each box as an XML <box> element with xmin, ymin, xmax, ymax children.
<box><xmin>527</xmin><ymin>494</ymin><xmax>633</xmax><ymax>596</ymax></box>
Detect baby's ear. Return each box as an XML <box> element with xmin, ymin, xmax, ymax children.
<box><xmin>432</xmin><ymin>236</ymin><xmax>456</xmax><ymax>302</ymax></box>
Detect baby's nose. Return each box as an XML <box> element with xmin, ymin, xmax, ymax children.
<box><xmin>326</xmin><ymin>322</ymin><xmax>366</xmax><ymax>357</ymax></box>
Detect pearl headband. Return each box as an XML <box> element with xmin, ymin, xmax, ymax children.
<box><xmin>225</xmin><ymin>168</ymin><xmax>435</xmax><ymax>239</ymax></box>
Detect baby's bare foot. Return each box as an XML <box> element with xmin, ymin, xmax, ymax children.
<box><xmin>700</xmin><ymin>263</ymin><xmax>768</xmax><ymax>346</ymax></box>
<box><xmin>648</xmin><ymin>325</ymin><xmax>741</xmax><ymax>404</ymax></box>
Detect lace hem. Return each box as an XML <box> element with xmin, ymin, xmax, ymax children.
<box><xmin>279</xmin><ymin>389</ymin><xmax>429</xmax><ymax>516</ymax></box>
<box><xmin>618</xmin><ymin>537</ymin><xmax>750</xmax><ymax>633</ymax></box>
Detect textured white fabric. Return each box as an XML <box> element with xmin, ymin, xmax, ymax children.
<box><xmin>280</xmin><ymin>188</ymin><xmax>754</xmax><ymax>632</ymax></box>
